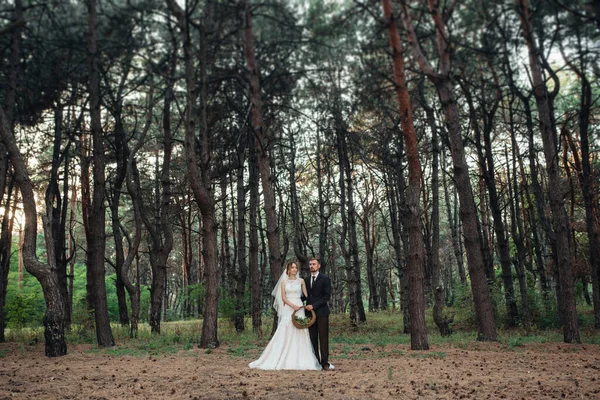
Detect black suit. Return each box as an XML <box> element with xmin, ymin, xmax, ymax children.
<box><xmin>304</xmin><ymin>272</ymin><xmax>331</xmax><ymax>368</ymax></box>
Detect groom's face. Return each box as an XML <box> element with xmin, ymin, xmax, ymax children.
<box><xmin>309</xmin><ymin>259</ymin><xmax>320</xmax><ymax>274</ymax></box>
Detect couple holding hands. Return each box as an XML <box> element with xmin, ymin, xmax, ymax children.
<box><xmin>249</xmin><ymin>258</ymin><xmax>334</xmax><ymax>371</ymax></box>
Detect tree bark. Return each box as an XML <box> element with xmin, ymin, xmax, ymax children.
<box><xmin>0</xmin><ymin>107</ymin><xmax>68</xmax><ymax>357</ymax></box>
<box><xmin>0</xmin><ymin>180</ymin><xmax>15</xmax><ymax>343</ymax></box>
<box><xmin>232</xmin><ymin>129</ymin><xmax>248</xmax><ymax>332</ymax></box>
<box><xmin>419</xmin><ymin>78</ymin><xmax>453</xmax><ymax>336</ymax></box>
<box><xmin>382</xmin><ymin>0</ymin><xmax>428</xmax><ymax>349</ymax></box>
<box><xmin>248</xmin><ymin>130</ymin><xmax>261</xmax><ymax>334</ymax></box>
<box><xmin>141</xmin><ymin>87</ymin><xmax>174</xmax><ymax>334</ymax></box>
<box><xmin>336</xmin><ymin>120</ymin><xmax>358</xmax><ymax>328</ymax></box>
<box><xmin>505</xmin><ymin>142</ymin><xmax>532</xmax><ymax>328</ymax></box>
<box><xmin>517</xmin><ymin>0</ymin><xmax>579</xmax><ymax>343</ymax></box>
<box><xmin>242</xmin><ymin>1</ymin><xmax>283</xmax><ymax>319</ymax></box>
<box><xmin>442</xmin><ymin>151</ymin><xmax>466</xmax><ymax>285</ymax></box>
<box><xmin>399</xmin><ymin>0</ymin><xmax>497</xmax><ymax>341</ymax></box>
<box><xmin>167</xmin><ymin>0</ymin><xmax>219</xmax><ymax>347</ymax></box>
<box><xmin>87</xmin><ymin>0</ymin><xmax>114</xmax><ymax>347</ymax></box>
<box><xmin>463</xmin><ymin>79</ymin><xmax>519</xmax><ymax>326</ymax></box>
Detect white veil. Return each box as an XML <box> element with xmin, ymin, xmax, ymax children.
<box><xmin>271</xmin><ymin>269</ymin><xmax>288</xmax><ymax>316</ymax></box>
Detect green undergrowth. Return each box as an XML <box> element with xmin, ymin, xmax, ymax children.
<box><xmin>3</xmin><ymin>311</ymin><xmax>599</xmax><ymax>358</ymax></box>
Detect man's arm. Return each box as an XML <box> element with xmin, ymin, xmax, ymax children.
<box><xmin>301</xmin><ymin>277</ymin><xmax>308</xmax><ymax>302</ymax></box>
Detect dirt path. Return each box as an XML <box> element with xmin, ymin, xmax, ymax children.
<box><xmin>1</xmin><ymin>342</ymin><xmax>599</xmax><ymax>399</ymax></box>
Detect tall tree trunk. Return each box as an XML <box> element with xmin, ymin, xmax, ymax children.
<box><xmin>108</xmin><ymin>113</ymin><xmax>130</xmax><ymax>328</ymax></box>
<box><xmin>289</xmin><ymin>131</ymin><xmax>308</xmax><ymax>274</ymax></box>
<box><xmin>243</xmin><ymin>2</ymin><xmax>282</xmax><ymax>317</ymax></box>
<box><xmin>400</xmin><ymin>0</ymin><xmax>497</xmax><ymax>341</ymax></box>
<box><xmin>46</xmin><ymin>105</ymin><xmax>74</xmax><ymax>337</ymax></box>
<box><xmin>517</xmin><ymin>0</ymin><xmax>579</xmax><ymax>343</ymax></box>
<box><xmin>0</xmin><ymin>180</ymin><xmax>15</xmax><ymax>343</ymax></box>
<box><xmin>505</xmin><ymin>142</ymin><xmax>532</xmax><ymax>328</ymax></box>
<box><xmin>503</xmin><ymin>58</ymin><xmax>550</xmax><ymax>296</ymax></box>
<box><xmin>384</xmin><ymin>162</ymin><xmax>409</xmax><ymax>332</ymax></box>
<box><xmin>143</xmin><ymin>82</ymin><xmax>174</xmax><ymax>334</ymax></box>
<box><xmin>359</xmin><ymin>201</ymin><xmax>378</xmax><ymax>312</ymax></box>
<box><xmin>463</xmin><ymin>81</ymin><xmax>519</xmax><ymax>326</ymax></box>
<box><xmin>248</xmin><ymin>130</ymin><xmax>261</xmax><ymax>334</ymax></box>
<box><xmin>382</xmin><ymin>0</ymin><xmax>428</xmax><ymax>349</ymax></box>
<box><xmin>479</xmin><ymin>177</ymin><xmax>495</xmax><ymax>283</ymax></box>
<box><xmin>167</xmin><ymin>0</ymin><xmax>219</xmax><ymax>347</ymax></box>
<box><xmin>316</xmin><ymin>131</ymin><xmax>331</xmax><ymax>275</ymax></box>
<box><xmin>442</xmin><ymin>150</ymin><xmax>466</xmax><ymax>284</ymax></box>
<box><xmin>87</xmin><ymin>0</ymin><xmax>114</xmax><ymax>347</ymax></box>
<box><xmin>232</xmin><ymin>130</ymin><xmax>248</xmax><ymax>332</ymax></box>
<box><xmin>337</xmin><ymin>121</ymin><xmax>358</xmax><ymax>328</ymax></box>
<box><xmin>357</xmin><ymin>174</ymin><xmax>378</xmax><ymax>312</ymax></box>
<box><xmin>419</xmin><ymin>78</ymin><xmax>452</xmax><ymax>336</ymax></box>
<box><xmin>120</xmin><ymin>83</ymin><xmax>153</xmax><ymax>338</ymax></box>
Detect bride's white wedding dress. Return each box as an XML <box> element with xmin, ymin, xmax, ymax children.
<box><xmin>248</xmin><ymin>278</ymin><xmax>322</xmax><ymax>370</ymax></box>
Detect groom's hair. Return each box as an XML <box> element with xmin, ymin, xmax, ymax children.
<box><xmin>309</xmin><ymin>257</ymin><xmax>320</xmax><ymax>265</ymax></box>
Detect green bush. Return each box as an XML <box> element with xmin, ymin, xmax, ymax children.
<box><xmin>5</xmin><ymin>258</ymin><xmax>46</xmax><ymax>328</ymax></box>
<box><xmin>5</xmin><ymin>292</ymin><xmax>44</xmax><ymax>328</ymax></box>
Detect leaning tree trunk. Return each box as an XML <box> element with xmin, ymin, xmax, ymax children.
<box><xmin>382</xmin><ymin>0</ymin><xmax>428</xmax><ymax>349</ymax></box>
<box><xmin>0</xmin><ymin>107</ymin><xmax>68</xmax><ymax>357</ymax></box>
<box><xmin>517</xmin><ymin>0</ymin><xmax>579</xmax><ymax>343</ymax></box>
<box><xmin>86</xmin><ymin>0</ymin><xmax>114</xmax><ymax>347</ymax></box>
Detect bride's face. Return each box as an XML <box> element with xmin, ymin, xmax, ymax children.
<box><xmin>287</xmin><ymin>263</ymin><xmax>298</xmax><ymax>276</ymax></box>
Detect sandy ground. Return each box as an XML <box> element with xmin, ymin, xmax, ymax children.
<box><xmin>1</xmin><ymin>341</ymin><xmax>599</xmax><ymax>399</ymax></box>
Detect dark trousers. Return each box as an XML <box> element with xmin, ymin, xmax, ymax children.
<box><xmin>309</xmin><ymin>315</ymin><xmax>329</xmax><ymax>366</ymax></box>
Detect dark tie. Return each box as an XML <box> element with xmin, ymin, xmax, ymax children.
<box><xmin>311</xmin><ymin>275</ymin><xmax>315</xmax><ymax>288</ymax></box>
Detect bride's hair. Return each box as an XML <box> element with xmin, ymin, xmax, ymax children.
<box><xmin>285</xmin><ymin>260</ymin><xmax>298</xmax><ymax>274</ymax></box>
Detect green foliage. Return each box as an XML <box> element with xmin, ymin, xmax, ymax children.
<box><xmin>527</xmin><ymin>288</ymin><xmax>560</xmax><ymax>330</ymax></box>
<box><xmin>5</xmin><ymin>251</ymin><xmax>46</xmax><ymax>328</ymax></box>
<box><xmin>450</xmin><ymin>283</ymin><xmax>477</xmax><ymax>329</ymax></box>
<box><xmin>5</xmin><ymin>292</ymin><xmax>44</xmax><ymax>329</ymax></box>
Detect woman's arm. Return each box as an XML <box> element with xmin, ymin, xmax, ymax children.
<box><xmin>301</xmin><ymin>279</ymin><xmax>308</xmax><ymax>298</ymax></box>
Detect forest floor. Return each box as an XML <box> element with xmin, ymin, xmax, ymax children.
<box><xmin>1</xmin><ymin>339</ymin><xmax>600</xmax><ymax>400</ymax></box>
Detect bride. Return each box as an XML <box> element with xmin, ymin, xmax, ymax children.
<box><xmin>249</xmin><ymin>261</ymin><xmax>322</xmax><ymax>370</ymax></box>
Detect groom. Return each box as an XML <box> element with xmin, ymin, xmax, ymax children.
<box><xmin>304</xmin><ymin>257</ymin><xmax>332</xmax><ymax>371</ymax></box>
